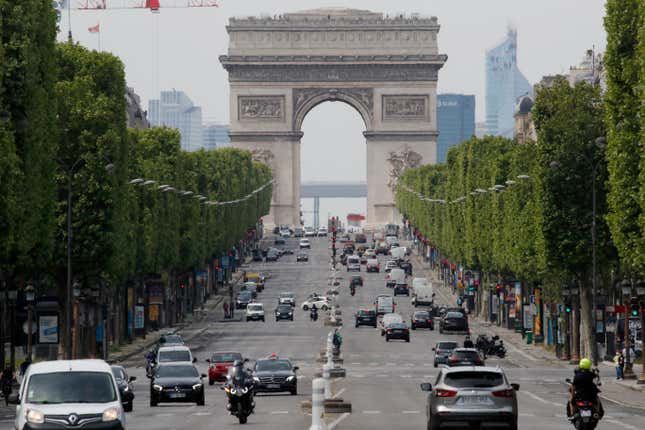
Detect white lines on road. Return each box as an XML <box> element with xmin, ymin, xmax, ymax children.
<box><xmin>521</xmin><ymin>390</ymin><xmax>561</xmax><ymax>407</ymax></box>
<box><xmin>192</xmin><ymin>412</ymin><xmax>213</xmax><ymax>416</ymax></box>
<box><xmin>518</xmin><ymin>413</ymin><xmax>536</xmax><ymax>417</ymax></box>
<box><xmin>400</xmin><ymin>375</ymin><xmax>413</xmax><ymax>378</ymax></box>
<box><xmin>270</xmin><ymin>411</ymin><xmax>289</xmax><ymax>415</ymax></box>
<box><xmin>351</xmin><ymin>362</ymin><xmax>361</xmax><ymax>365</ymax></box>
<box><xmin>328</xmin><ymin>412</ymin><xmax>351</xmax><ymax>429</ymax></box>
<box><xmin>401</xmin><ymin>410</ymin><xmax>421</xmax><ymax>414</ymax></box>
<box><xmin>362</xmin><ymin>410</ymin><xmax>382</xmax><ymax>414</ymax></box>
<box><xmin>605</xmin><ymin>419</ymin><xmax>640</xmax><ymax>430</ymax></box>
<box><xmin>332</xmin><ymin>387</ymin><xmax>347</xmax><ymax>399</ymax></box>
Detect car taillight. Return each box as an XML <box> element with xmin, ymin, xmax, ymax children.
<box><xmin>448</xmin><ymin>357</ymin><xmax>458</xmax><ymax>362</ymax></box>
<box><xmin>427</xmin><ymin>319</ymin><xmax>432</xmax><ymax>323</ymax></box>
<box><xmin>386</xmin><ymin>329</ymin><xmax>392</xmax><ymax>333</ymax></box>
<box><xmin>576</xmin><ymin>401</ymin><xmax>592</xmax><ymax>407</ymax></box>
<box><xmin>492</xmin><ymin>389</ymin><xmax>514</xmax><ymax>398</ymax></box>
<box><xmin>435</xmin><ymin>389</ymin><xmax>457</xmax><ymax>398</ymax></box>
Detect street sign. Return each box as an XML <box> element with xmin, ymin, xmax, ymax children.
<box><xmin>614</xmin><ymin>305</ymin><xmax>626</xmax><ymax>313</ymax></box>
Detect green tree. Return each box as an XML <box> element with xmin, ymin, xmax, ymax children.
<box><xmin>604</xmin><ymin>0</ymin><xmax>645</xmax><ymax>272</ymax></box>
<box><xmin>532</xmin><ymin>77</ymin><xmax>612</xmax><ymax>361</ymax></box>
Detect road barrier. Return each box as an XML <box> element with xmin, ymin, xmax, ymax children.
<box><xmin>309</xmin><ymin>378</ymin><xmax>328</xmax><ymax>430</ymax></box>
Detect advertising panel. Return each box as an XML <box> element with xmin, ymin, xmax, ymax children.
<box><xmin>38</xmin><ymin>315</ymin><xmax>59</xmax><ymax>344</ymax></box>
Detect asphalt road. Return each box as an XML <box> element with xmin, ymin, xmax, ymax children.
<box><xmin>2</xmin><ymin>234</ymin><xmax>644</xmax><ymax>430</ymax></box>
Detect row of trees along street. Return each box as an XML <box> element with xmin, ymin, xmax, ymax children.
<box><xmin>396</xmin><ymin>1</ymin><xmax>644</xmax><ymax>371</ymax></box>
<box><xmin>0</xmin><ymin>1</ymin><xmax>272</xmax><ymax>365</ymax></box>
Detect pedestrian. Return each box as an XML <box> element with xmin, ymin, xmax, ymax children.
<box><xmin>223</xmin><ymin>302</ymin><xmax>230</xmax><ymax>319</ymax></box>
<box><xmin>613</xmin><ymin>351</ymin><xmax>624</xmax><ymax>380</ymax></box>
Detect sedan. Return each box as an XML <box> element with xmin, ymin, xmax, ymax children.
<box><xmin>279</xmin><ymin>292</ymin><xmax>296</xmax><ymax>307</ymax></box>
<box><xmin>440</xmin><ymin>311</ymin><xmax>469</xmax><ymax>334</ymax></box>
<box><xmin>150</xmin><ymin>363</ymin><xmax>206</xmax><ymax>406</ymax></box>
<box><xmin>355</xmin><ymin>309</ymin><xmax>377</xmax><ymax>328</ymax></box>
<box><xmin>266</xmin><ymin>250</ymin><xmax>279</xmax><ymax>261</ymax></box>
<box><xmin>299</xmin><ymin>238</ymin><xmax>311</xmax><ymax>248</ymax></box>
<box><xmin>296</xmin><ymin>252</ymin><xmax>309</xmax><ymax>262</ymax></box>
<box><xmin>385</xmin><ymin>322</ymin><xmax>410</xmax><ymax>342</ymax></box>
<box><xmin>420</xmin><ymin>366</ymin><xmax>519</xmax><ymax>430</ymax></box>
<box><xmin>393</xmin><ymin>283</ymin><xmax>410</xmax><ymax>296</ymax></box>
<box><xmin>275</xmin><ymin>304</ymin><xmax>295</xmax><ymax>321</ymax></box>
<box><xmin>235</xmin><ymin>291</ymin><xmax>253</xmax><ymax>309</ymax></box>
<box><xmin>207</xmin><ymin>351</ymin><xmax>243</xmax><ymax>384</ymax></box>
<box><xmin>411</xmin><ymin>310</ymin><xmax>434</xmax><ymax>330</ymax></box>
<box><xmin>253</xmin><ymin>356</ymin><xmax>299</xmax><ymax>395</ymax></box>
<box><xmin>433</xmin><ymin>341</ymin><xmax>459</xmax><ymax>367</ymax></box>
<box><xmin>111</xmin><ymin>365</ymin><xmax>136</xmax><ymax>412</ymax></box>
<box><xmin>447</xmin><ymin>348</ymin><xmax>484</xmax><ymax>367</ymax></box>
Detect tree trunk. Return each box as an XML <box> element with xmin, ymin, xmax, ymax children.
<box><xmin>579</xmin><ymin>281</ymin><xmax>596</xmax><ymax>363</ymax></box>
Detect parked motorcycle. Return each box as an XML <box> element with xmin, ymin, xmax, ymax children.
<box><xmin>223</xmin><ymin>360</ymin><xmax>255</xmax><ymax>424</ymax></box>
<box><xmin>475</xmin><ymin>335</ymin><xmax>505</xmax><ymax>358</ymax></box>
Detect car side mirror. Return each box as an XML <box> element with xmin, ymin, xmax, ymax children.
<box><xmin>420</xmin><ymin>383</ymin><xmax>432</xmax><ymax>392</ymax></box>
<box><xmin>201</xmin><ymin>373</ymin><xmax>207</xmax><ymax>379</ymax></box>
<box><xmin>511</xmin><ymin>383</ymin><xmax>520</xmax><ymax>391</ymax></box>
<box><xmin>431</xmin><ymin>347</ymin><xmax>436</xmax><ymax>351</ymax></box>
<box><xmin>193</xmin><ymin>357</ymin><xmax>198</xmax><ymax>363</ymax></box>
<box><xmin>293</xmin><ymin>366</ymin><xmax>299</xmax><ymax>371</ymax></box>
<box><xmin>7</xmin><ymin>393</ymin><xmax>20</xmax><ymax>405</ymax></box>
<box><xmin>206</xmin><ymin>359</ymin><xmax>211</xmax><ymax>363</ymax></box>
<box><xmin>129</xmin><ymin>376</ymin><xmax>137</xmax><ymax>382</ymax></box>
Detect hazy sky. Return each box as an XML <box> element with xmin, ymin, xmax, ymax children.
<box><xmin>57</xmin><ymin>0</ymin><xmax>608</xmax><ymax>182</ymax></box>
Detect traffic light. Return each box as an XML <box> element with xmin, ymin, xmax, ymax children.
<box><xmin>564</xmin><ymin>302</ymin><xmax>572</xmax><ymax>313</ymax></box>
<box><xmin>631</xmin><ymin>297</ymin><xmax>640</xmax><ymax>316</ymax></box>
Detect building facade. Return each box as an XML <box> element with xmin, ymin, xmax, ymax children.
<box><xmin>485</xmin><ymin>28</ymin><xmax>533</xmax><ymax>138</ymax></box>
<box><xmin>436</xmin><ymin>94</ymin><xmax>475</xmax><ymax>162</ymax></box>
<box><xmin>202</xmin><ymin>123</ymin><xmax>231</xmax><ymax>150</ymax></box>
<box><xmin>148</xmin><ymin>89</ymin><xmax>204</xmax><ymax>151</ymax></box>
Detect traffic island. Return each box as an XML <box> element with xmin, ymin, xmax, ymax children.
<box><xmin>324</xmin><ymin>317</ymin><xmax>342</xmax><ymax>326</ymax></box>
<box><xmin>301</xmin><ymin>399</ymin><xmax>352</xmax><ymax>414</ymax></box>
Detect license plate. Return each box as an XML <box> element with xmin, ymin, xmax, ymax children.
<box><xmin>267</xmin><ymin>384</ymin><xmax>281</xmax><ymax>389</ymax></box>
<box><xmin>168</xmin><ymin>392</ymin><xmax>186</xmax><ymax>398</ymax></box>
<box><xmin>458</xmin><ymin>395</ymin><xmax>491</xmax><ymax>405</ymax></box>
<box><xmin>580</xmin><ymin>410</ymin><xmax>592</xmax><ymax>417</ymax></box>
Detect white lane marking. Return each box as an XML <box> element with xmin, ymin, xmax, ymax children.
<box><xmin>192</xmin><ymin>412</ymin><xmax>213</xmax><ymax>416</ymax></box>
<box><xmin>333</xmin><ymin>387</ymin><xmax>347</xmax><ymax>399</ymax></box>
<box><xmin>401</xmin><ymin>375</ymin><xmax>413</xmax><ymax>378</ymax></box>
<box><xmin>351</xmin><ymin>362</ymin><xmax>361</xmax><ymax>365</ymax></box>
<box><xmin>362</xmin><ymin>410</ymin><xmax>381</xmax><ymax>414</ymax></box>
<box><xmin>606</xmin><ymin>419</ymin><xmax>639</xmax><ymax>430</ymax></box>
<box><xmin>402</xmin><ymin>410</ymin><xmax>420</xmax><ymax>414</ymax></box>
<box><xmin>328</xmin><ymin>412</ymin><xmax>350</xmax><ymax>429</ymax></box>
<box><xmin>518</xmin><ymin>413</ymin><xmax>536</xmax><ymax>417</ymax></box>
<box><xmin>521</xmin><ymin>390</ymin><xmax>560</xmax><ymax>407</ymax></box>
<box><xmin>386</xmin><ymin>362</ymin><xmax>397</xmax><ymax>366</ymax></box>
<box><xmin>270</xmin><ymin>411</ymin><xmax>289</xmax><ymax>415</ymax></box>
<box><xmin>155</xmin><ymin>413</ymin><xmax>174</xmax><ymax>417</ymax></box>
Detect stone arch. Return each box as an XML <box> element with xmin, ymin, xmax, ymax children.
<box><xmin>292</xmin><ymin>88</ymin><xmax>373</xmax><ymax>132</ymax></box>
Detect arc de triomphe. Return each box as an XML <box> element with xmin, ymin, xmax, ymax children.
<box><xmin>220</xmin><ymin>8</ymin><xmax>447</xmax><ymax>229</ymax></box>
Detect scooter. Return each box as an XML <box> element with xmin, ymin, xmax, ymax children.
<box><xmin>565</xmin><ymin>377</ymin><xmax>602</xmax><ymax>430</ymax></box>
<box><xmin>350</xmin><ymin>285</ymin><xmax>356</xmax><ymax>296</ymax></box>
<box><xmin>310</xmin><ymin>308</ymin><xmax>318</xmax><ymax>322</ymax></box>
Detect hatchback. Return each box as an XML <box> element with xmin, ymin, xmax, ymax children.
<box><xmin>446</xmin><ymin>348</ymin><xmax>484</xmax><ymax>367</ymax></box>
<box><xmin>433</xmin><ymin>341</ymin><xmax>458</xmax><ymax>367</ymax></box>
<box><xmin>420</xmin><ymin>366</ymin><xmax>519</xmax><ymax>430</ymax></box>
<box><xmin>355</xmin><ymin>309</ymin><xmax>377</xmax><ymax>328</ymax></box>
<box><xmin>411</xmin><ymin>310</ymin><xmax>434</xmax><ymax>330</ymax></box>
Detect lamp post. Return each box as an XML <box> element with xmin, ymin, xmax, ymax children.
<box><xmin>621</xmin><ymin>279</ymin><xmax>635</xmax><ymax>379</ymax></box>
<box><xmin>636</xmin><ymin>281</ymin><xmax>645</xmax><ymax>384</ymax></box>
<box><xmin>25</xmin><ymin>285</ymin><xmax>36</xmax><ymax>362</ymax></box>
<box><xmin>71</xmin><ymin>281</ymin><xmax>81</xmax><ymax>359</ymax></box>
<box><xmin>7</xmin><ymin>287</ymin><xmax>18</xmax><ymax>369</ymax></box>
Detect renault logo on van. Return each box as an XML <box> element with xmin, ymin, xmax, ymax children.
<box><xmin>67</xmin><ymin>414</ymin><xmax>79</xmax><ymax>425</ymax></box>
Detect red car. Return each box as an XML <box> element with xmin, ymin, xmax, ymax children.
<box><xmin>207</xmin><ymin>351</ymin><xmax>243</xmax><ymax>384</ymax></box>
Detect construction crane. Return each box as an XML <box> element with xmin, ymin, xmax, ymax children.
<box><xmin>62</xmin><ymin>1</ymin><xmax>219</xmax><ymax>12</ymax></box>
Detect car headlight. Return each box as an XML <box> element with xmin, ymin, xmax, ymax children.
<box><xmin>241</xmin><ymin>387</ymin><xmax>249</xmax><ymax>394</ymax></box>
<box><xmin>26</xmin><ymin>409</ymin><xmax>44</xmax><ymax>424</ymax></box>
<box><xmin>102</xmin><ymin>407</ymin><xmax>119</xmax><ymax>422</ymax></box>
<box><xmin>153</xmin><ymin>384</ymin><xmax>163</xmax><ymax>391</ymax></box>
<box><xmin>123</xmin><ymin>385</ymin><xmax>130</xmax><ymax>392</ymax></box>
<box><xmin>253</xmin><ymin>376</ymin><xmax>260</xmax><ymax>382</ymax></box>
<box><xmin>286</xmin><ymin>376</ymin><xmax>295</xmax><ymax>382</ymax></box>
<box><xmin>288</xmin><ymin>312</ymin><xmax>293</xmax><ymax>315</ymax></box>
<box><xmin>192</xmin><ymin>383</ymin><xmax>203</xmax><ymax>390</ymax></box>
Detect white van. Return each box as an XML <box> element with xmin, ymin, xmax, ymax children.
<box><xmin>12</xmin><ymin>359</ymin><xmax>125</xmax><ymax>430</ymax></box>
<box><xmin>347</xmin><ymin>255</ymin><xmax>361</xmax><ymax>272</ymax></box>
<box><xmin>412</xmin><ymin>281</ymin><xmax>435</xmax><ymax>307</ymax></box>
<box><xmin>157</xmin><ymin>345</ymin><xmax>195</xmax><ymax>364</ymax></box>
<box><xmin>375</xmin><ymin>294</ymin><xmax>395</xmax><ymax>315</ymax></box>
<box><xmin>386</xmin><ymin>268</ymin><xmax>406</xmax><ymax>288</ymax></box>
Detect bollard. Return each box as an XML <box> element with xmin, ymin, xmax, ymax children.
<box><xmin>310</xmin><ymin>378</ymin><xmax>328</xmax><ymax>430</ymax></box>
<box><xmin>323</xmin><ymin>363</ymin><xmax>332</xmax><ymax>399</ymax></box>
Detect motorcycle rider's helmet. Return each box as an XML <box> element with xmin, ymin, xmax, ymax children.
<box><xmin>579</xmin><ymin>358</ymin><xmax>592</xmax><ymax>370</ymax></box>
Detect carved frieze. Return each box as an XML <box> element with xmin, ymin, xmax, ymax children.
<box><xmin>227</xmin><ymin>65</ymin><xmax>439</xmax><ymax>83</ymax></box>
<box><xmin>250</xmin><ymin>148</ymin><xmax>275</xmax><ymax>165</ymax></box>
<box><xmin>382</xmin><ymin>95</ymin><xmax>429</xmax><ymax>120</ymax></box>
<box><xmin>386</xmin><ymin>145</ymin><xmax>423</xmax><ymax>191</ymax></box>
<box><xmin>293</xmin><ymin>88</ymin><xmax>374</xmax><ymax>123</ymax></box>
<box><xmin>238</xmin><ymin>96</ymin><xmax>285</xmax><ymax>121</ymax></box>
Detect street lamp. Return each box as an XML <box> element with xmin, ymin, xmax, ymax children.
<box><xmin>620</xmin><ymin>279</ymin><xmax>636</xmax><ymax>379</ymax></box>
<box><xmin>7</xmin><ymin>287</ymin><xmax>18</xmax><ymax>369</ymax></box>
<box><xmin>636</xmin><ymin>280</ymin><xmax>645</xmax><ymax>384</ymax></box>
<box><xmin>72</xmin><ymin>281</ymin><xmax>81</xmax><ymax>359</ymax></box>
<box><xmin>25</xmin><ymin>285</ymin><xmax>35</xmax><ymax>362</ymax></box>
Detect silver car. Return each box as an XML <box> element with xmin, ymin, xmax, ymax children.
<box><xmin>420</xmin><ymin>366</ymin><xmax>519</xmax><ymax>430</ymax></box>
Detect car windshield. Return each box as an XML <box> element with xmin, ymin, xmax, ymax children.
<box><xmin>453</xmin><ymin>350</ymin><xmax>480</xmax><ymax>359</ymax></box>
<box><xmin>155</xmin><ymin>365</ymin><xmax>199</xmax><ymax>378</ymax></box>
<box><xmin>389</xmin><ymin>323</ymin><xmax>407</xmax><ymax>329</ymax></box>
<box><xmin>239</xmin><ymin>292</ymin><xmax>252</xmax><ymax>299</ymax></box>
<box><xmin>110</xmin><ymin>367</ymin><xmax>126</xmax><ymax>381</ymax></box>
<box><xmin>158</xmin><ymin>350</ymin><xmax>191</xmax><ymax>362</ymax></box>
<box><xmin>437</xmin><ymin>342</ymin><xmax>458</xmax><ymax>350</ymax></box>
<box><xmin>26</xmin><ymin>372</ymin><xmax>117</xmax><ymax>404</ymax></box>
<box><xmin>444</xmin><ymin>371</ymin><xmax>504</xmax><ymax>388</ymax></box>
<box><xmin>277</xmin><ymin>305</ymin><xmax>292</xmax><ymax>312</ymax></box>
<box><xmin>359</xmin><ymin>310</ymin><xmax>375</xmax><ymax>316</ymax></box>
<box><xmin>248</xmin><ymin>305</ymin><xmax>263</xmax><ymax>311</ymax></box>
<box><xmin>280</xmin><ymin>293</ymin><xmax>294</xmax><ymax>298</ymax></box>
<box><xmin>255</xmin><ymin>360</ymin><xmax>293</xmax><ymax>372</ymax></box>
<box><xmin>160</xmin><ymin>335</ymin><xmax>183</xmax><ymax>345</ymax></box>
<box><xmin>414</xmin><ymin>312</ymin><xmax>430</xmax><ymax>319</ymax></box>
<box><xmin>446</xmin><ymin>312</ymin><xmax>465</xmax><ymax>319</ymax></box>
<box><xmin>247</xmin><ymin>276</ymin><xmax>260</xmax><ymax>282</ymax></box>
<box><xmin>211</xmin><ymin>353</ymin><xmax>242</xmax><ymax>363</ymax></box>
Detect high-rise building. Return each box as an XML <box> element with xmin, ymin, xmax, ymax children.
<box><xmin>202</xmin><ymin>123</ymin><xmax>231</xmax><ymax>150</ymax></box>
<box><xmin>436</xmin><ymin>94</ymin><xmax>475</xmax><ymax>162</ymax></box>
<box><xmin>148</xmin><ymin>89</ymin><xmax>203</xmax><ymax>151</ymax></box>
<box><xmin>485</xmin><ymin>28</ymin><xmax>533</xmax><ymax>138</ymax></box>
<box><xmin>475</xmin><ymin>122</ymin><xmax>487</xmax><ymax>138</ymax></box>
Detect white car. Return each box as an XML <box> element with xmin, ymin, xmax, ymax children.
<box><xmin>157</xmin><ymin>345</ymin><xmax>195</xmax><ymax>364</ymax></box>
<box><xmin>246</xmin><ymin>302</ymin><xmax>265</xmax><ymax>322</ymax></box>
<box><xmin>379</xmin><ymin>312</ymin><xmax>404</xmax><ymax>335</ymax></box>
<box><xmin>12</xmin><ymin>359</ymin><xmax>125</xmax><ymax>430</ymax></box>
<box><xmin>317</xmin><ymin>227</ymin><xmax>328</xmax><ymax>237</ymax></box>
<box><xmin>304</xmin><ymin>226</ymin><xmax>316</xmax><ymax>237</ymax></box>
<box><xmin>299</xmin><ymin>238</ymin><xmax>311</xmax><ymax>248</ymax></box>
<box><xmin>301</xmin><ymin>296</ymin><xmax>330</xmax><ymax>311</ymax></box>
<box><xmin>280</xmin><ymin>229</ymin><xmax>291</xmax><ymax>238</ymax></box>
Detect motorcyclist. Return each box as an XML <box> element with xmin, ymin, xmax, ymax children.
<box><xmin>350</xmin><ymin>283</ymin><xmax>356</xmax><ymax>296</ymax></box>
<box><xmin>225</xmin><ymin>360</ymin><xmax>254</xmax><ymax>414</ymax></box>
<box><xmin>567</xmin><ymin>358</ymin><xmax>603</xmax><ymax>419</ymax></box>
<box><xmin>310</xmin><ymin>304</ymin><xmax>318</xmax><ymax>321</ymax></box>
<box><xmin>463</xmin><ymin>335</ymin><xmax>475</xmax><ymax>348</ymax></box>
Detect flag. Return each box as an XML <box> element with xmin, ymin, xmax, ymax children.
<box><xmin>88</xmin><ymin>24</ymin><xmax>100</xmax><ymax>34</ymax></box>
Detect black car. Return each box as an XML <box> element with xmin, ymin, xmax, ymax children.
<box><xmin>253</xmin><ymin>356</ymin><xmax>299</xmax><ymax>395</ymax></box>
<box><xmin>150</xmin><ymin>363</ymin><xmax>206</xmax><ymax>406</ymax></box>
<box><xmin>446</xmin><ymin>348</ymin><xmax>484</xmax><ymax>366</ymax></box>
<box><xmin>440</xmin><ymin>311</ymin><xmax>469</xmax><ymax>334</ymax></box>
<box><xmin>385</xmin><ymin>322</ymin><xmax>410</xmax><ymax>342</ymax></box>
<box><xmin>252</xmin><ymin>250</ymin><xmax>263</xmax><ymax>261</ymax></box>
<box><xmin>236</xmin><ymin>291</ymin><xmax>253</xmax><ymax>309</ymax></box>
<box><xmin>275</xmin><ymin>237</ymin><xmax>286</xmax><ymax>245</ymax></box>
<box><xmin>432</xmin><ymin>341</ymin><xmax>458</xmax><ymax>367</ymax></box>
<box><xmin>411</xmin><ymin>310</ymin><xmax>434</xmax><ymax>330</ymax></box>
<box><xmin>350</xmin><ymin>275</ymin><xmax>363</xmax><ymax>287</ymax></box>
<box><xmin>296</xmin><ymin>252</ymin><xmax>309</xmax><ymax>262</ymax></box>
<box><xmin>266</xmin><ymin>250</ymin><xmax>279</xmax><ymax>261</ymax></box>
<box><xmin>399</xmin><ymin>261</ymin><xmax>413</xmax><ymax>276</ymax></box>
<box><xmin>355</xmin><ymin>309</ymin><xmax>377</xmax><ymax>327</ymax></box>
<box><xmin>158</xmin><ymin>333</ymin><xmax>184</xmax><ymax>348</ymax></box>
<box><xmin>111</xmin><ymin>365</ymin><xmax>136</xmax><ymax>412</ymax></box>
<box><xmin>275</xmin><ymin>304</ymin><xmax>295</xmax><ymax>321</ymax></box>
<box><xmin>393</xmin><ymin>282</ymin><xmax>410</xmax><ymax>296</ymax></box>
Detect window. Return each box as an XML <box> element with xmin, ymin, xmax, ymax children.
<box><xmin>158</xmin><ymin>350</ymin><xmax>191</xmax><ymax>362</ymax></box>
<box><xmin>443</xmin><ymin>371</ymin><xmax>504</xmax><ymax>388</ymax></box>
<box><xmin>26</xmin><ymin>372</ymin><xmax>117</xmax><ymax>404</ymax></box>
<box><xmin>211</xmin><ymin>353</ymin><xmax>242</xmax><ymax>363</ymax></box>
<box><xmin>255</xmin><ymin>360</ymin><xmax>292</xmax><ymax>372</ymax></box>
<box><xmin>155</xmin><ymin>365</ymin><xmax>198</xmax><ymax>378</ymax></box>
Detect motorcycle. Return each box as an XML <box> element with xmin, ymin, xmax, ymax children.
<box><xmin>350</xmin><ymin>285</ymin><xmax>356</xmax><ymax>296</ymax></box>
<box><xmin>144</xmin><ymin>351</ymin><xmax>156</xmax><ymax>377</ymax></box>
<box><xmin>310</xmin><ymin>308</ymin><xmax>318</xmax><ymax>322</ymax></box>
<box><xmin>223</xmin><ymin>363</ymin><xmax>255</xmax><ymax>424</ymax></box>
<box><xmin>565</xmin><ymin>376</ymin><xmax>602</xmax><ymax>430</ymax></box>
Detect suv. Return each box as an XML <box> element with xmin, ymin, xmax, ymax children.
<box><xmin>304</xmin><ymin>226</ymin><xmax>316</xmax><ymax>237</ymax></box>
<box><xmin>279</xmin><ymin>292</ymin><xmax>296</xmax><ymax>307</ymax></box>
<box><xmin>157</xmin><ymin>345</ymin><xmax>195</xmax><ymax>365</ymax></box>
<box><xmin>447</xmin><ymin>348</ymin><xmax>484</xmax><ymax>367</ymax></box>
<box><xmin>275</xmin><ymin>304</ymin><xmax>294</xmax><ymax>321</ymax></box>
<box><xmin>355</xmin><ymin>309</ymin><xmax>377</xmax><ymax>327</ymax></box>
<box><xmin>420</xmin><ymin>366</ymin><xmax>519</xmax><ymax>430</ymax></box>
<box><xmin>11</xmin><ymin>360</ymin><xmax>125</xmax><ymax>430</ymax></box>
<box><xmin>432</xmin><ymin>341</ymin><xmax>458</xmax><ymax>367</ymax></box>
<box><xmin>245</xmin><ymin>303</ymin><xmax>265</xmax><ymax>321</ymax></box>
<box><xmin>293</xmin><ymin>228</ymin><xmax>304</xmax><ymax>237</ymax></box>
<box><xmin>393</xmin><ymin>282</ymin><xmax>410</xmax><ymax>296</ymax></box>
